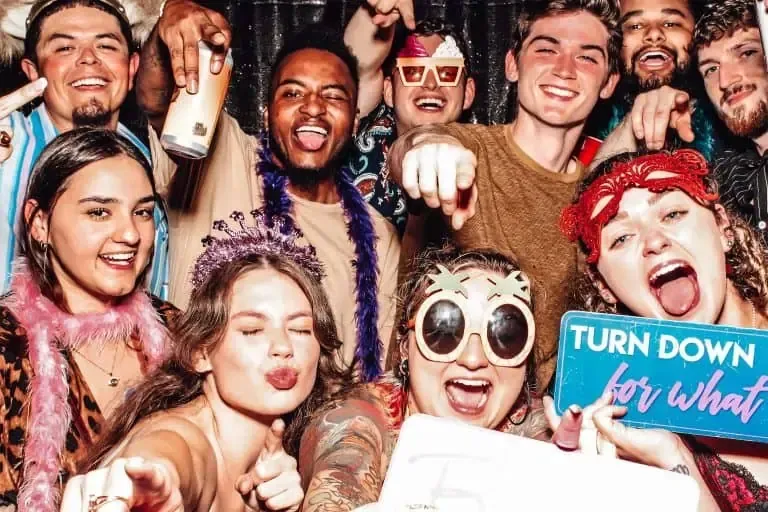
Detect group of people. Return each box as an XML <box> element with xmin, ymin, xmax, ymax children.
<box><xmin>0</xmin><ymin>0</ymin><xmax>765</xmax><ymax>510</ymax></box>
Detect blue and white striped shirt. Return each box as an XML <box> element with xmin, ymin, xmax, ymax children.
<box><xmin>0</xmin><ymin>104</ymin><xmax>169</xmax><ymax>299</ymax></box>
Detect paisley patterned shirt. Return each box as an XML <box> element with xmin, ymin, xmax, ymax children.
<box><xmin>346</xmin><ymin>104</ymin><xmax>408</xmax><ymax>236</ymax></box>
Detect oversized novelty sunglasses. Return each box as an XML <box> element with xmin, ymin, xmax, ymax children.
<box><xmin>395</xmin><ymin>57</ymin><xmax>466</xmax><ymax>87</ymax></box>
<box><xmin>407</xmin><ymin>267</ymin><xmax>535</xmax><ymax>367</ymax></box>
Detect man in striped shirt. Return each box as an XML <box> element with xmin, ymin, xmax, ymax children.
<box><xmin>695</xmin><ymin>0</ymin><xmax>768</xmax><ymax>242</ymax></box>
<box><xmin>0</xmin><ymin>0</ymin><xmax>169</xmax><ymax>298</ymax></box>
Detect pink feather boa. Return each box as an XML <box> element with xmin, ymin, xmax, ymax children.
<box><xmin>2</xmin><ymin>262</ymin><xmax>172</xmax><ymax>512</ymax></box>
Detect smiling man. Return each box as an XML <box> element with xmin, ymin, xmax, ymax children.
<box><xmin>139</xmin><ymin>22</ymin><xmax>400</xmax><ymax>378</ymax></box>
<box><xmin>343</xmin><ymin>3</ymin><xmax>476</xmax><ymax>236</ymax></box>
<box><xmin>386</xmin><ymin>0</ymin><xmax>621</xmax><ymax>391</ymax></box>
<box><xmin>590</xmin><ymin>0</ymin><xmax>725</xmax><ymax>163</ymax></box>
<box><xmin>620</xmin><ymin>0</ymin><xmax>695</xmax><ymax>92</ymax></box>
<box><xmin>0</xmin><ymin>0</ymin><xmax>171</xmax><ymax>298</ymax></box>
<box><xmin>695</xmin><ymin>0</ymin><xmax>768</xmax><ymax>242</ymax></box>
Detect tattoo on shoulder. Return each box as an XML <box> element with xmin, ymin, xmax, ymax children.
<box><xmin>669</xmin><ymin>464</ymin><xmax>691</xmax><ymax>475</ymax></box>
<box><xmin>301</xmin><ymin>399</ymin><xmax>390</xmax><ymax>512</ymax></box>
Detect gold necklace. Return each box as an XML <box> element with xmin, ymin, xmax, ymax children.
<box><xmin>752</xmin><ymin>302</ymin><xmax>758</xmax><ymax>329</ymax></box>
<box><xmin>73</xmin><ymin>346</ymin><xmax>120</xmax><ymax>387</ymax></box>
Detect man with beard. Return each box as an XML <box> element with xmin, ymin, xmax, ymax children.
<box><xmin>0</xmin><ymin>0</ymin><xmax>174</xmax><ymax>297</ymax></box>
<box><xmin>591</xmin><ymin>0</ymin><xmax>723</xmax><ymax>163</ymax></box>
<box><xmin>343</xmin><ymin>0</ymin><xmax>475</xmax><ymax>236</ymax></box>
<box><xmin>696</xmin><ymin>0</ymin><xmax>768</xmax><ymax>241</ymax></box>
<box><xmin>139</xmin><ymin>21</ymin><xmax>400</xmax><ymax>379</ymax></box>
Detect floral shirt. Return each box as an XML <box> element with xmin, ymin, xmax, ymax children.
<box><xmin>346</xmin><ymin>104</ymin><xmax>408</xmax><ymax>236</ymax></box>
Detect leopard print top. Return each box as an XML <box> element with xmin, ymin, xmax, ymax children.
<box><xmin>0</xmin><ymin>297</ymin><xmax>177</xmax><ymax>509</ymax></box>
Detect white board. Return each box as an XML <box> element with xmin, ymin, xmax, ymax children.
<box><xmin>379</xmin><ymin>414</ymin><xmax>700</xmax><ymax>512</ymax></box>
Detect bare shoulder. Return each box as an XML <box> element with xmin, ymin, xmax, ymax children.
<box><xmin>114</xmin><ymin>413</ymin><xmax>218</xmax><ymax>510</ymax></box>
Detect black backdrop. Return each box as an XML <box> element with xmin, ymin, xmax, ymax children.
<box><xmin>0</xmin><ymin>0</ymin><xmax>525</xmax><ymax>135</ymax></box>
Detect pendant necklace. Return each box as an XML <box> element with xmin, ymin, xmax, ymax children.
<box><xmin>74</xmin><ymin>346</ymin><xmax>121</xmax><ymax>387</ymax></box>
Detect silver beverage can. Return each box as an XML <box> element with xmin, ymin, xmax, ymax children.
<box><xmin>161</xmin><ymin>42</ymin><xmax>233</xmax><ymax>159</ymax></box>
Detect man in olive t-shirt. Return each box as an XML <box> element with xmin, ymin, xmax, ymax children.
<box><xmin>388</xmin><ymin>0</ymin><xmax>621</xmax><ymax>391</ymax></box>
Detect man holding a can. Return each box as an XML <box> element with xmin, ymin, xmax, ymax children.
<box><xmin>138</xmin><ymin>12</ymin><xmax>401</xmax><ymax>379</ymax></box>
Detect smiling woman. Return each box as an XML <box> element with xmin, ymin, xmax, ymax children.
<box><xmin>298</xmin><ymin>245</ymin><xmax>555</xmax><ymax>511</ymax></box>
<box><xmin>0</xmin><ymin>128</ymin><xmax>175</xmax><ymax>512</ymax></box>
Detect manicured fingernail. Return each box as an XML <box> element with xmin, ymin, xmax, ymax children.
<box><xmin>553</xmin><ymin>406</ymin><xmax>583</xmax><ymax>451</ymax></box>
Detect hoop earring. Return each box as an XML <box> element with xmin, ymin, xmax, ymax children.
<box><xmin>398</xmin><ymin>358</ymin><xmax>409</xmax><ymax>383</ymax></box>
<box><xmin>510</xmin><ymin>380</ymin><xmax>531</xmax><ymax>426</ymax></box>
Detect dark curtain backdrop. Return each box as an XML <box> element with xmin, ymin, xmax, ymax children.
<box><xmin>0</xmin><ymin>0</ymin><xmax>525</xmax><ymax>136</ymax></box>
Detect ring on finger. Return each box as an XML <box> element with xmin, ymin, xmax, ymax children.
<box><xmin>0</xmin><ymin>131</ymin><xmax>10</xmax><ymax>148</ymax></box>
<box><xmin>88</xmin><ymin>494</ymin><xmax>130</xmax><ymax>511</ymax></box>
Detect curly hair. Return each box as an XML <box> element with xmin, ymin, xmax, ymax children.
<box><xmin>694</xmin><ymin>0</ymin><xmax>757</xmax><ymax>49</ymax></box>
<box><xmin>569</xmin><ymin>151</ymin><xmax>768</xmax><ymax>316</ymax></box>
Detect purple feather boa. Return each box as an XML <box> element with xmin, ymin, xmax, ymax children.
<box><xmin>257</xmin><ymin>132</ymin><xmax>382</xmax><ymax>381</ymax></box>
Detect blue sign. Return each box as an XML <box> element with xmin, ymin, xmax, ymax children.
<box><xmin>553</xmin><ymin>311</ymin><xmax>768</xmax><ymax>443</ymax></box>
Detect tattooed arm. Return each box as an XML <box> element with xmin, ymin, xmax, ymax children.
<box><xmin>504</xmin><ymin>400</ymin><xmax>552</xmax><ymax>442</ymax></box>
<box><xmin>299</xmin><ymin>397</ymin><xmax>393</xmax><ymax>511</ymax></box>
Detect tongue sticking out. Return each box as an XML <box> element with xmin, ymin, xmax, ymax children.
<box><xmin>445</xmin><ymin>382</ymin><xmax>487</xmax><ymax>413</ymax></box>
<box><xmin>655</xmin><ymin>274</ymin><xmax>699</xmax><ymax>317</ymax></box>
<box><xmin>296</xmin><ymin>131</ymin><xmax>326</xmax><ymax>151</ymax></box>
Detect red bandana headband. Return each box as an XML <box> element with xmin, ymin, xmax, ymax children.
<box><xmin>559</xmin><ymin>149</ymin><xmax>719</xmax><ymax>264</ymax></box>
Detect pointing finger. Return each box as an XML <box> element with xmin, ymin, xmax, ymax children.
<box><xmin>417</xmin><ymin>144</ymin><xmax>440</xmax><ymax>208</ymax></box>
<box><xmin>261</xmin><ymin>419</ymin><xmax>286</xmax><ymax>458</ymax></box>
<box><xmin>437</xmin><ymin>144</ymin><xmax>458</xmax><ymax>215</ymax></box>
<box><xmin>0</xmin><ymin>78</ymin><xmax>48</xmax><ymax>119</ymax></box>
<box><xmin>401</xmin><ymin>149</ymin><xmax>422</xmax><ymax>199</ymax></box>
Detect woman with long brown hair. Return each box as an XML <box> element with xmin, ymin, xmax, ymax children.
<box><xmin>0</xmin><ymin>128</ymin><xmax>175</xmax><ymax>512</ymax></box>
<box><xmin>61</xmin><ymin>211</ymin><xmax>349</xmax><ymax>511</ymax></box>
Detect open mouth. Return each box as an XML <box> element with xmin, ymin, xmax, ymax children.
<box><xmin>294</xmin><ymin>124</ymin><xmax>328</xmax><ymax>151</ymax></box>
<box><xmin>99</xmin><ymin>251</ymin><xmax>136</xmax><ymax>268</ymax></box>
<box><xmin>445</xmin><ymin>378</ymin><xmax>491</xmax><ymax>415</ymax></box>
<box><xmin>637</xmin><ymin>50</ymin><xmax>672</xmax><ymax>70</ymax></box>
<box><xmin>414</xmin><ymin>96</ymin><xmax>447</xmax><ymax>112</ymax></box>
<box><xmin>70</xmin><ymin>77</ymin><xmax>109</xmax><ymax>90</ymax></box>
<box><xmin>540</xmin><ymin>85</ymin><xmax>578</xmax><ymax>100</ymax></box>
<box><xmin>648</xmin><ymin>260</ymin><xmax>700</xmax><ymax>317</ymax></box>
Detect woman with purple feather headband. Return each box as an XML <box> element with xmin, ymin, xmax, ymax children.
<box><xmin>61</xmin><ymin>209</ymin><xmax>349</xmax><ymax>512</ymax></box>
